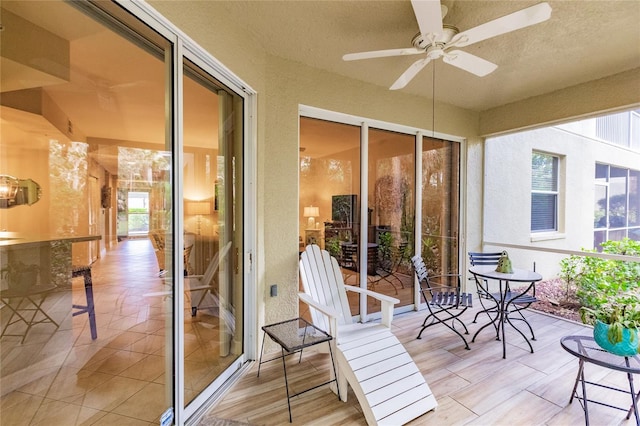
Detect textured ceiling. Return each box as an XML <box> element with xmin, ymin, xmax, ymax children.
<box><xmin>2</xmin><ymin>0</ymin><xmax>639</xmax><ymax>151</ymax></box>
<box><xmin>216</xmin><ymin>0</ymin><xmax>640</xmax><ymax>112</ymax></box>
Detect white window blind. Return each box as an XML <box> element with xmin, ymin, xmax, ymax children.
<box><xmin>531</xmin><ymin>153</ymin><xmax>558</xmax><ymax>232</ymax></box>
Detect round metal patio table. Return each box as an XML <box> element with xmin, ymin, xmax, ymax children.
<box><xmin>561</xmin><ymin>334</ymin><xmax>640</xmax><ymax>426</ymax></box>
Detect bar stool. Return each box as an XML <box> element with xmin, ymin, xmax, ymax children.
<box><xmin>0</xmin><ymin>284</ymin><xmax>59</xmax><ymax>343</ymax></box>
<box><xmin>72</xmin><ymin>265</ymin><xmax>97</xmax><ymax>340</ymax></box>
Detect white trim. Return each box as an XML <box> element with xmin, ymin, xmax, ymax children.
<box><xmin>299</xmin><ymin>105</ymin><xmax>465</xmax><ymax>143</ymax></box>
<box><xmin>174</xmin><ymin>37</ymin><xmax>187</xmax><ymax>426</ymax></box>
<box><xmin>484</xmin><ymin>241</ymin><xmax>640</xmax><ymax>262</ymax></box>
<box><xmin>530</xmin><ymin>232</ymin><xmax>566</xmax><ymax>242</ymax></box>
<box><xmin>118</xmin><ymin>1</ymin><xmax>255</xmax><ymax>97</ymax></box>
<box><xmin>299</xmin><ymin>105</ymin><xmax>465</xmax><ymax>315</ymax></box>
<box><xmin>112</xmin><ymin>1</ymin><xmax>257</xmax><ymax>424</ymax></box>
<box><xmin>414</xmin><ymin>132</ymin><xmax>423</xmax><ymax>309</ymax></box>
<box><xmin>359</xmin><ymin>122</ymin><xmax>369</xmax><ymax>321</ymax></box>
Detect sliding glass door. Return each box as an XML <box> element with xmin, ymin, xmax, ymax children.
<box><xmin>0</xmin><ymin>1</ymin><xmax>250</xmax><ymax>424</ymax></box>
<box><xmin>299</xmin><ymin>110</ymin><xmax>461</xmax><ymax>317</ymax></box>
<box><xmin>182</xmin><ymin>59</ymin><xmax>244</xmax><ymax>410</ymax></box>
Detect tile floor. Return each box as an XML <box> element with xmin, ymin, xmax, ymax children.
<box><xmin>1</xmin><ymin>238</ymin><xmax>228</xmax><ymax>425</ymax></box>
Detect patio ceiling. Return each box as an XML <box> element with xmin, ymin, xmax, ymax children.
<box><xmin>212</xmin><ymin>0</ymin><xmax>640</xmax><ymax>112</ymax></box>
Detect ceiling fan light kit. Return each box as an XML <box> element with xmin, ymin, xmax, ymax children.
<box><xmin>343</xmin><ymin>1</ymin><xmax>552</xmax><ymax>90</ymax></box>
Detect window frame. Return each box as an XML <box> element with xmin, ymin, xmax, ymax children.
<box><xmin>531</xmin><ymin>151</ymin><xmax>560</xmax><ymax>233</ymax></box>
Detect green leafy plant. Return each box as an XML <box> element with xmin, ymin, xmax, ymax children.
<box><xmin>580</xmin><ymin>291</ymin><xmax>640</xmax><ymax>345</ymax></box>
<box><xmin>560</xmin><ymin>238</ymin><xmax>640</xmax><ymax>309</ymax></box>
<box><xmin>378</xmin><ymin>231</ymin><xmax>393</xmax><ymax>262</ymax></box>
<box><xmin>325</xmin><ymin>236</ymin><xmax>341</xmax><ymax>258</ymax></box>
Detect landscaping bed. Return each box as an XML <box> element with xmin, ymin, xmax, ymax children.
<box><xmin>531</xmin><ymin>278</ymin><xmax>581</xmax><ymax>322</ymax></box>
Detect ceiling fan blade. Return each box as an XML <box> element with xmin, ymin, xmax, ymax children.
<box><xmin>390</xmin><ymin>57</ymin><xmax>432</xmax><ymax>90</ymax></box>
<box><xmin>443</xmin><ymin>50</ymin><xmax>497</xmax><ymax>77</ymax></box>
<box><xmin>452</xmin><ymin>2</ymin><xmax>552</xmax><ymax>48</ymax></box>
<box><xmin>343</xmin><ymin>47</ymin><xmax>423</xmax><ymax>61</ymax></box>
<box><xmin>411</xmin><ymin>0</ymin><xmax>443</xmax><ymax>36</ymax></box>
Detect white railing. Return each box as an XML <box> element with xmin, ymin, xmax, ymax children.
<box><xmin>483</xmin><ymin>241</ymin><xmax>640</xmax><ymax>263</ymax></box>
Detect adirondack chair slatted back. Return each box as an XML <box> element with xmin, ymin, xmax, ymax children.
<box><xmin>299</xmin><ymin>244</ymin><xmax>352</xmax><ymax>332</ymax></box>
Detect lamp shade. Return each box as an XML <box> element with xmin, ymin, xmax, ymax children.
<box><xmin>0</xmin><ymin>175</ymin><xmax>19</xmax><ymax>200</ymax></box>
<box><xmin>303</xmin><ymin>206</ymin><xmax>319</xmax><ymax>217</ymax></box>
<box><xmin>186</xmin><ymin>201</ymin><xmax>211</xmax><ymax>216</ymax></box>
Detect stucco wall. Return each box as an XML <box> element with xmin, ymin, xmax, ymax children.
<box><xmin>148</xmin><ymin>1</ymin><xmax>637</xmax><ymax>333</ymax></box>
<box><xmin>149</xmin><ymin>0</ymin><xmax>482</xmax><ymax>329</ymax></box>
<box><xmin>484</xmin><ymin>126</ymin><xmax>640</xmax><ymax>278</ymax></box>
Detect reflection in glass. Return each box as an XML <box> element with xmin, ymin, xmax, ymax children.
<box><xmin>0</xmin><ymin>1</ymin><xmax>174</xmax><ymax>424</ymax></box>
<box><xmin>183</xmin><ymin>60</ymin><xmax>244</xmax><ymax>405</ymax></box>
<box><xmin>300</xmin><ymin>117</ymin><xmax>360</xmax><ymax>317</ymax></box>
<box><xmin>368</xmin><ymin>128</ymin><xmax>415</xmax><ymax>310</ymax></box>
<box><xmin>421</xmin><ymin>137</ymin><xmax>460</xmax><ymax>277</ymax></box>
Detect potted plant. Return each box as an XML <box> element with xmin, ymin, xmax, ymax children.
<box><xmin>580</xmin><ymin>291</ymin><xmax>640</xmax><ymax>356</ymax></box>
<box><xmin>0</xmin><ymin>261</ymin><xmax>40</xmax><ymax>292</ymax></box>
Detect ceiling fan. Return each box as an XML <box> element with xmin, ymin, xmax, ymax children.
<box><xmin>343</xmin><ymin>0</ymin><xmax>552</xmax><ymax>90</ymax></box>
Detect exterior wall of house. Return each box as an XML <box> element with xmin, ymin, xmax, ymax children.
<box><xmin>483</xmin><ymin>126</ymin><xmax>640</xmax><ymax>279</ymax></box>
<box><xmin>148</xmin><ymin>2</ymin><xmax>639</xmax><ymax>329</ymax></box>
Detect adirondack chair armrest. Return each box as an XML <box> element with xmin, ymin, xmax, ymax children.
<box><xmin>184</xmin><ymin>275</ymin><xmax>207</xmax><ymax>292</ymax></box>
<box><xmin>184</xmin><ymin>275</ymin><xmax>205</xmax><ymax>282</ymax></box>
<box><xmin>343</xmin><ymin>285</ymin><xmax>399</xmax><ymax>304</ymax></box>
<box><xmin>343</xmin><ymin>285</ymin><xmax>399</xmax><ymax>328</ymax></box>
<box><xmin>298</xmin><ymin>292</ymin><xmax>339</xmax><ymax>337</ymax></box>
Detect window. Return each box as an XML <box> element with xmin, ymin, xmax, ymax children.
<box><xmin>531</xmin><ymin>152</ymin><xmax>559</xmax><ymax>232</ymax></box>
<box><xmin>593</xmin><ymin>163</ymin><xmax>640</xmax><ymax>248</ymax></box>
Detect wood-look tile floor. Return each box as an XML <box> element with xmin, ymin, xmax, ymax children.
<box><xmin>202</xmin><ymin>305</ymin><xmax>638</xmax><ymax>425</ymax></box>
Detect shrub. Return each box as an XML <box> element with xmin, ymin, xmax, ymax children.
<box><xmin>560</xmin><ymin>238</ymin><xmax>640</xmax><ymax>310</ymax></box>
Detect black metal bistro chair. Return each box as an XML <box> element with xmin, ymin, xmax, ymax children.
<box><xmin>411</xmin><ymin>255</ymin><xmax>473</xmax><ymax>350</ymax></box>
<box><xmin>468</xmin><ymin>251</ymin><xmax>503</xmax><ymax>324</ymax></box>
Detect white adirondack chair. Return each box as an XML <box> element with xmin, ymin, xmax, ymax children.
<box><xmin>185</xmin><ymin>241</ymin><xmax>233</xmax><ymax>316</ymax></box>
<box><xmin>299</xmin><ymin>244</ymin><xmax>437</xmax><ymax>426</ymax></box>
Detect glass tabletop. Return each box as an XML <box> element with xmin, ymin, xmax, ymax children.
<box><xmin>262</xmin><ymin>317</ymin><xmax>332</xmax><ymax>352</ymax></box>
<box><xmin>561</xmin><ymin>335</ymin><xmax>640</xmax><ymax>373</ymax></box>
<box><xmin>469</xmin><ymin>265</ymin><xmax>542</xmax><ymax>282</ymax></box>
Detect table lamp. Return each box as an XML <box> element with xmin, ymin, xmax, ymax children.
<box><xmin>303</xmin><ymin>206</ymin><xmax>319</xmax><ymax>229</ymax></box>
<box><xmin>186</xmin><ymin>201</ymin><xmax>211</xmax><ymax>235</ymax></box>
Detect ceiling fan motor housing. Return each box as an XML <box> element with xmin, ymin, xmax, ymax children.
<box><xmin>411</xmin><ymin>24</ymin><xmax>459</xmax><ymax>50</ymax></box>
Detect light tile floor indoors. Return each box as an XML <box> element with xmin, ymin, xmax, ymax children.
<box><xmin>1</xmin><ymin>238</ymin><xmax>227</xmax><ymax>425</ymax></box>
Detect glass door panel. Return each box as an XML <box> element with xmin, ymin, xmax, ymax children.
<box><xmin>420</xmin><ymin>137</ymin><xmax>460</xmax><ymax>276</ymax></box>
<box><xmin>0</xmin><ymin>1</ymin><xmax>175</xmax><ymax>424</ymax></box>
<box><xmin>299</xmin><ymin>117</ymin><xmax>361</xmax><ymax>317</ymax></box>
<box><xmin>182</xmin><ymin>60</ymin><xmax>244</xmax><ymax>406</ymax></box>
<box><xmin>368</xmin><ymin>129</ymin><xmax>416</xmax><ymax>309</ymax></box>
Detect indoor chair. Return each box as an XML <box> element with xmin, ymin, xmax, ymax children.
<box><xmin>0</xmin><ymin>283</ymin><xmax>59</xmax><ymax>343</ymax></box>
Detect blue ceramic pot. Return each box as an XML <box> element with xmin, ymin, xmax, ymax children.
<box><xmin>593</xmin><ymin>320</ymin><xmax>640</xmax><ymax>357</ymax></box>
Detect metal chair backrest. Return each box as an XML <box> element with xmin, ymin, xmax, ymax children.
<box><xmin>340</xmin><ymin>243</ymin><xmax>358</xmax><ymax>271</ymax></box>
<box><xmin>411</xmin><ymin>255</ymin><xmax>437</xmax><ymax>298</ymax></box>
<box><xmin>468</xmin><ymin>251</ymin><xmax>502</xmax><ymax>266</ymax></box>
